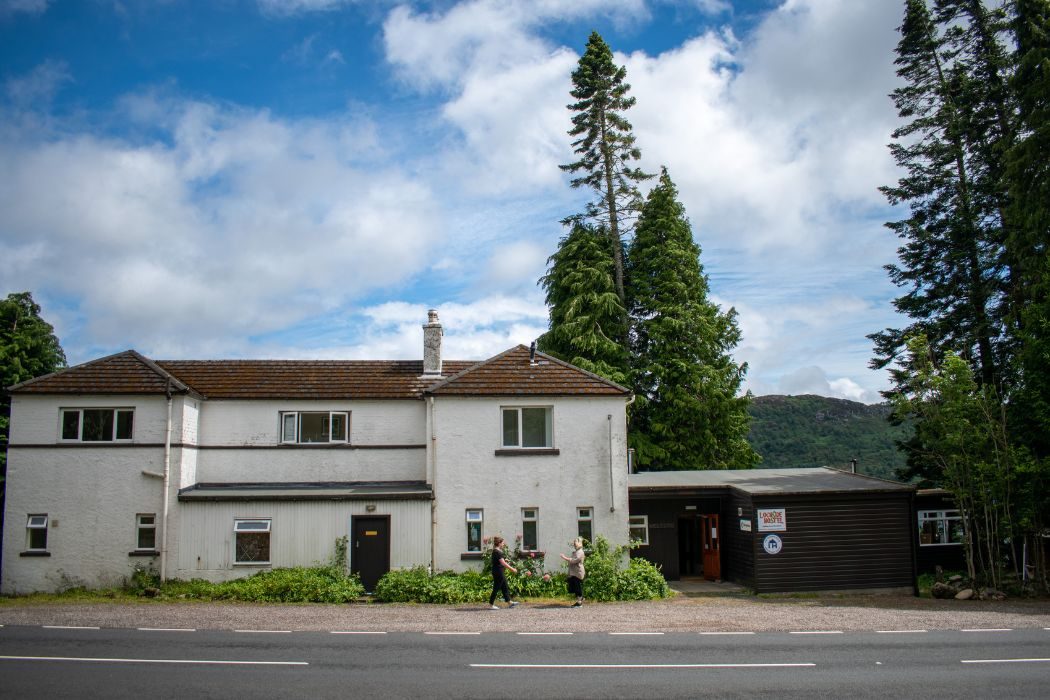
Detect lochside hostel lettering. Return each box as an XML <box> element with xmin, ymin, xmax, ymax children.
<box><xmin>756</xmin><ymin>508</ymin><xmax>786</xmax><ymax>532</ymax></box>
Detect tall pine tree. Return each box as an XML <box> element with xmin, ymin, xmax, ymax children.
<box><xmin>538</xmin><ymin>219</ymin><xmax>630</xmax><ymax>384</ymax></box>
<box><xmin>627</xmin><ymin>169</ymin><xmax>757</xmax><ymax>471</ymax></box>
<box><xmin>561</xmin><ymin>31</ymin><xmax>652</xmax><ymax>307</ymax></box>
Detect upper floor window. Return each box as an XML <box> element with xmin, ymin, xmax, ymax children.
<box><xmin>918</xmin><ymin>509</ymin><xmax>963</xmax><ymax>546</ymax></box>
<box><xmin>501</xmin><ymin>407</ymin><xmax>552</xmax><ymax>449</ymax></box>
<box><xmin>61</xmin><ymin>408</ymin><xmax>134</xmax><ymax>442</ymax></box>
<box><xmin>280</xmin><ymin>411</ymin><xmax>348</xmax><ymax>444</ymax></box>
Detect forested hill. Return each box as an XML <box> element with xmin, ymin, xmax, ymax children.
<box><xmin>746</xmin><ymin>395</ymin><xmax>910</xmax><ymax>482</ymax></box>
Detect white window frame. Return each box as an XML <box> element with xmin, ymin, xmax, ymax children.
<box><xmin>628</xmin><ymin>515</ymin><xmax>649</xmax><ymax>546</ymax></box>
<box><xmin>59</xmin><ymin>408</ymin><xmax>134</xmax><ymax>442</ymax></box>
<box><xmin>279</xmin><ymin>411</ymin><xmax>349</xmax><ymax>444</ymax></box>
<box><xmin>465</xmin><ymin>509</ymin><xmax>483</xmax><ymax>552</ymax></box>
<box><xmin>577</xmin><ymin>507</ymin><xmax>593</xmax><ymax>542</ymax></box>
<box><xmin>521</xmin><ymin>507</ymin><xmax>539</xmax><ymax>551</ymax></box>
<box><xmin>233</xmin><ymin>518</ymin><xmax>272</xmax><ymax>565</ymax></box>
<box><xmin>136</xmin><ymin>513</ymin><xmax>157</xmax><ymax>551</ymax></box>
<box><xmin>26</xmin><ymin>514</ymin><xmax>48</xmax><ymax>551</ymax></box>
<box><xmin>500</xmin><ymin>406</ymin><xmax>553</xmax><ymax>449</ymax></box>
<box><xmin>918</xmin><ymin>509</ymin><xmax>964</xmax><ymax>546</ymax></box>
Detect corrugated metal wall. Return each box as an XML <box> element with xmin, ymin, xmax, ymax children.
<box><xmin>176</xmin><ymin>500</ymin><xmax>431</xmax><ymax>580</ymax></box>
<box><xmin>751</xmin><ymin>494</ymin><xmax>915</xmax><ymax>593</ymax></box>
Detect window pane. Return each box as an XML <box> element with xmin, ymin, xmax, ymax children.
<box><xmin>947</xmin><ymin>518</ymin><xmax>965</xmax><ymax>544</ymax></box>
<box><xmin>62</xmin><ymin>411</ymin><xmax>80</xmax><ymax>440</ymax></box>
<box><xmin>236</xmin><ymin>532</ymin><xmax>270</xmax><ymax>563</ymax></box>
<box><xmin>502</xmin><ymin>409</ymin><xmax>518</xmax><ymax>447</ymax></box>
<box><xmin>138</xmin><ymin>526</ymin><xmax>156</xmax><ymax>550</ymax></box>
<box><xmin>82</xmin><ymin>409</ymin><xmax>114</xmax><ymax>441</ymax></box>
<box><xmin>138</xmin><ymin>515</ymin><xmax>155</xmax><ymax>526</ymax></box>
<box><xmin>523</xmin><ymin>520</ymin><xmax>537</xmax><ymax>550</ymax></box>
<box><xmin>578</xmin><ymin>519</ymin><xmax>593</xmax><ymax>542</ymax></box>
<box><xmin>919</xmin><ymin>520</ymin><xmax>937</xmax><ymax>545</ymax></box>
<box><xmin>28</xmin><ymin>527</ymin><xmax>47</xmax><ymax>550</ymax></box>
<box><xmin>235</xmin><ymin>520</ymin><xmax>270</xmax><ymax>532</ymax></box>
<box><xmin>299</xmin><ymin>412</ymin><xmax>328</xmax><ymax>443</ymax></box>
<box><xmin>467</xmin><ymin>521</ymin><xmax>482</xmax><ymax>552</ymax></box>
<box><xmin>521</xmin><ymin>408</ymin><xmax>549</xmax><ymax>447</ymax></box>
<box><xmin>330</xmin><ymin>413</ymin><xmax>347</xmax><ymax>441</ymax></box>
<box><xmin>282</xmin><ymin>413</ymin><xmax>297</xmax><ymax>442</ymax></box>
<box><xmin>115</xmin><ymin>410</ymin><xmax>134</xmax><ymax>440</ymax></box>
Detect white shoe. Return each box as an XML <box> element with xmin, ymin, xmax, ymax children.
<box><xmin>509</xmin><ymin>601</ymin><xmax>519</xmax><ymax>607</ymax></box>
<box><xmin>490</xmin><ymin>605</ymin><xmax>500</xmax><ymax>610</ymax></box>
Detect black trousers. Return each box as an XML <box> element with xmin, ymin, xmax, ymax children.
<box><xmin>568</xmin><ymin>576</ymin><xmax>583</xmax><ymax>598</ymax></box>
<box><xmin>489</xmin><ymin>574</ymin><xmax>511</xmax><ymax>604</ymax></box>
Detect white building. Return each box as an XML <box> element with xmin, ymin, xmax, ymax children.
<box><xmin>1</xmin><ymin>311</ymin><xmax>631</xmax><ymax>593</ymax></box>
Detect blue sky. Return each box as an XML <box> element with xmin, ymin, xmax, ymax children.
<box><xmin>1</xmin><ymin>0</ymin><xmax>907</xmax><ymax>402</ymax></box>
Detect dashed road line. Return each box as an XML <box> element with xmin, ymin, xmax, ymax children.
<box><xmin>472</xmin><ymin>662</ymin><xmax>816</xmax><ymax>669</ymax></box>
<box><xmin>789</xmin><ymin>631</ymin><xmax>843</xmax><ymax>635</ymax></box>
<box><xmin>699</xmin><ymin>632</ymin><xmax>755</xmax><ymax>636</ymax></box>
<box><xmin>424</xmin><ymin>631</ymin><xmax>481</xmax><ymax>635</ymax></box>
<box><xmin>331</xmin><ymin>631</ymin><xmax>387</xmax><ymax>635</ymax></box>
<box><xmin>42</xmin><ymin>626</ymin><xmax>99</xmax><ymax>630</ymax></box>
<box><xmin>0</xmin><ymin>654</ymin><xmax>307</xmax><ymax>666</ymax></box>
<box><xmin>609</xmin><ymin>632</ymin><xmax>664</xmax><ymax>636</ymax></box>
<box><xmin>234</xmin><ymin>629</ymin><xmax>292</xmax><ymax>634</ymax></box>
<box><xmin>137</xmin><ymin>628</ymin><xmax>196</xmax><ymax>632</ymax></box>
<box><xmin>876</xmin><ymin>630</ymin><xmax>927</xmax><ymax>634</ymax></box>
<box><xmin>962</xmin><ymin>658</ymin><xmax>1050</xmax><ymax>664</ymax></box>
<box><xmin>961</xmin><ymin>628</ymin><xmax>1012</xmax><ymax>633</ymax></box>
<box><xmin>517</xmin><ymin>632</ymin><xmax>573</xmax><ymax>636</ymax></box>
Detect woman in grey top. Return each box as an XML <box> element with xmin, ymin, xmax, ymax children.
<box><xmin>560</xmin><ymin>537</ymin><xmax>586</xmax><ymax>607</ymax></box>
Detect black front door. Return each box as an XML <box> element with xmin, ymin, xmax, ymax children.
<box><xmin>678</xmin><ymin>517</ymin><xmax>701</xmax><ymax>576</ymax></box>
<box><xmin>351</xmin><ymin>515</ymin><xmax>390</xmax><ymax>592</ymax></box>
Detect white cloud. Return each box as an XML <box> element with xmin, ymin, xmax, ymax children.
<box><xmin>0</xmin><ymin>0</ymin><xmax>49</xmax><ymax>17</ymax></box>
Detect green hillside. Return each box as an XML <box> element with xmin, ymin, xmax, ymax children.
<box><xmin>747</xmin><ymin>395</ymin><xmax>910</xmax><ymax>482</ymax></box>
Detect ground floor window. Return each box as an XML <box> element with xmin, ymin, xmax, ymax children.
<box><xmin>26</xmin><ymin>514</ymin><xmax>48</xmax><ymax>551</ymax></box>
<box><xmin>466</xmin><ymin>509</ymin><xmax>483</xmax><ymax>552</ymax></box>
<box><xmin>918</xmin><ymin>510</ymin><xmax>964</xmax><ymax>545</ymax></box>
<box><xmin>234</xmin><ymin>519</ymin><xmax>271</xmax><ymax>564</ymax></box>
<box><xmin>577</xmin><ymin>507</ymin><xmax>593</xmax><ymax>543</ymax></box>
<box><xmin>521</xmin><ymin>508</ymin><xmax>538</xmax><ymax>551</ymax></box>
<box><xmin>628</xmin><ymin>515</ymin><xmax>649</xmax><ymax>546</ymax></box>
<box><xmin>136</xmin><ymin>513</ymin><xmax>157</xmax><ymax>550</ymax></box>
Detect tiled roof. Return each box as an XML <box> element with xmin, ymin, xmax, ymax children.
<box><xmin>428</xmin><ymin>345</ymin><xmax>629</xmax><ymax>396</ymax></box>
<box><xmin>156</xmin><ymin>359</ymin><xmax>474</xmax><ymax>399</ymax></box>
<box><xmin>7</xmin><ymin>350</ymin><xmax>191</xmax><ymax>396</ymax></box>
<box><xmin>8</xmin><ymin>346</ymin><xmax>629</xmax><ymax>399</ymax></box>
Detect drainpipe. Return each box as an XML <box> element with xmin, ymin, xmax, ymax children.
<box><xmin>428</xmin><ymin>396</ymin><xmax>437</xmax><ymax>574</ymax></box>
<box><xmin>160</xmin><ymin>380</ymin><xmax>173</xmax><ymax>582</ymax></box>
<box><xmin>608</xmin><ymin>415</ymin><xmax>615</xmax><ymax>512</ymax></box>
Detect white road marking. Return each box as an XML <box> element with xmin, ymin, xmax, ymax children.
<box><xmin>962</xmin><ymin>658</ymin><xmax>1050</xmax><ymax>664</ymax></box>
<box><xmin>424</xmin><ymin>631</ymin><xmax>481</xmax><ymax>635</ymax></box>
<box><xmin>472</xmin><ymin>662</ymin><xmax>815</xmax><ymax>669</ymax></box>
<box><xmin>233</xmin><ymin>629</ymin><xmax>292</xmax><ymax>634</ymax></box>
<box><xmin>42</xmin><ymin>626</ymin><xmax>99</xmax><ymax>630</ymax></box>
<box><xmin>876</xmin><ymin>630</ymin><xmax>927</xmax><ymax>634</ymax></box>
<box><xmin>789</xmin><ymin>631</ymin><xmax>843</xmax><ymax>635</ymax></box>
<box><xmin>331</xmin><ymin>631</ymin><xmax>387</xmax><ymax>635</ymax></box>
<box><xmin>609</xmin><ymin>632</ymin><xmax>664</xmax><ymax>636</ymax></box>
<box><xmin>699</xmin><ymin>632</ymin><xmax>755</xmax><ymax>636</ymax></box>
<box><xmin>961</xmin><ymin>628</ymin><xmax>1012</xmax><ymax>633</ymax></box>
<box><xmin>0</xmin><ymin>655</ymin><xmax>307</xmax><ymax>666</ymax></box>
<box><xmin>517</xmin><ymin>632</ymin><xmax>573</xmax><ymax>636</ymax></box>
<box><xmin>137</xmin><ymin>628</ymin><xmax>196</xmax><ymax>632</ymax></box>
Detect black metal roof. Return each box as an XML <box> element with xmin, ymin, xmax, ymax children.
<box><xmin>628</xmin><ymin>468</ymin><xmax>914</xmax><ymax>497</ymax></box>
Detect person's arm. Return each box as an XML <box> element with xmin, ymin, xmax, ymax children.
<box><xmin>559</xmin><ymin>553</ymin><xmax>570</xmax><ymax>561</ymax></box>
<box><xmin>499</xmin><ymin>557</ymin><xmax>517</xmax><ymax>574</ymax></box>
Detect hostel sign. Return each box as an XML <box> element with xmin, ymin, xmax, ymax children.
<box><xmin>756</xmin><ymin>508</ymin><xmax>786</xmax><ymax>532</ymax></box>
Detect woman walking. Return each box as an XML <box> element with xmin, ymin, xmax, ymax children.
<box><xmin>488</xmin><ymin>536</ymin><xmax>519</xmax><ymax>609</ymax></box>
<box><xmin>560</xmin><ymin>537</ymin><xmax>586</xmax><ymax>607</ymax></box>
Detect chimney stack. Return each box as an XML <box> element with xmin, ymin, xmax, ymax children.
<box><xmin>422</xmin><ymin>309</ymin><xmax>443</xmax><ymax>376</ymax></box>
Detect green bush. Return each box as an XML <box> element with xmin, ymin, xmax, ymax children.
<box><xmin>375</xmin><ymin>567</ymin><xmax>492</xmax><ymax>603</ymax></box>
<box><xmin>139</xmin><ymin>566</ymin><xmax>365</xmax><ymax>603</ymax></box>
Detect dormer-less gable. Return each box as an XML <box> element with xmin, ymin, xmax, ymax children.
<box><xmin>7</xmin><ymin>349</ymin><xmax>193</xmax><ymax>396</ymax></box>
<box><xmin>426</xmin><ymin>345</ymin><xmax>630</xmax><ymax>397</ymax></box>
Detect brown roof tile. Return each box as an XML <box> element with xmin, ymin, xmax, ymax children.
<box><xmin>9</xmin><ymin>346</ymin><xmax>628</xmax><ymax>400</ymax></box>
<box><xmin>428</xmin><ymin>345</ymin><xmax>629</xmax><ymax>396</ymax></box>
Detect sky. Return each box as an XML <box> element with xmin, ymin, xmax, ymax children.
<box><xmin>0</xmin><ymin>0</ymin><xmax>909</xmax><ymax>403</ymax></box>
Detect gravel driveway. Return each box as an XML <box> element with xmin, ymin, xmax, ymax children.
<box><xmin>3</xmin><ymin>594</ymin><xmax>1050</xmax><ymax>633</ymax></box>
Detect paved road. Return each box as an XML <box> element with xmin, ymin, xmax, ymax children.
<box><xmin>1</xmin><ymin>622</ymin><xmax>1048</xmax><ymax>699</ymax></box>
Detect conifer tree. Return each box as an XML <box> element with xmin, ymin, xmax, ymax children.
<box><xmin>561</xmin><ymin>31</ymin><xmax>652</xmax><ymax>306</ymax></box>
<box><xmin>538</xmin><ymin>219</ymin><xmax>629</xmax><ymax>384</ymax></box>
<box><xmin>627</xmin><ymin>169</ymin><xmax>757</xmax><ymax>471</ymax></box>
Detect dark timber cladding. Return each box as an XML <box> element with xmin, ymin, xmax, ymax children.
<box><xmin>628</xmin><ymin>468</ymin><xmax>917</xmax><ymax>594</ymax></box>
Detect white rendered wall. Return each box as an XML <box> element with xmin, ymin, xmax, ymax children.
<box><xmin>173</xmin><ymin>500</ymin><xmax>431</xmax><ymax>582</ymax></box>
<box><xmin>430</xmin><ymin>396</ymin><xmax>630</xmax><ymax>573</ymax></box>
<box><xmin>1</xmin><ymin>395</ymin><xmax>169</xmax><ymax>594</ymax></box>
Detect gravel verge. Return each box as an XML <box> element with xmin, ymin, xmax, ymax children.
<box><xmin>3</xmin><ymin>594</ymin><xmax>1050</xmax><ymax>633</ymax></box>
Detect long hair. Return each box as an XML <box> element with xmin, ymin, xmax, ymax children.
<box><xmin>492</xmin><ymin>536</ymin><xmax>505</xmax><ymax>549</ymax></box>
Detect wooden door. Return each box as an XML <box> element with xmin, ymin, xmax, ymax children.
<box><xmin>701</xmin><ymin>514</ymin><xmax>721</xmax><ymax>581</ymax></box>
<box><xmin>351</xmin><ymin>515</ymin><xmax>390</xmax><ymax>592</ymax></box>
